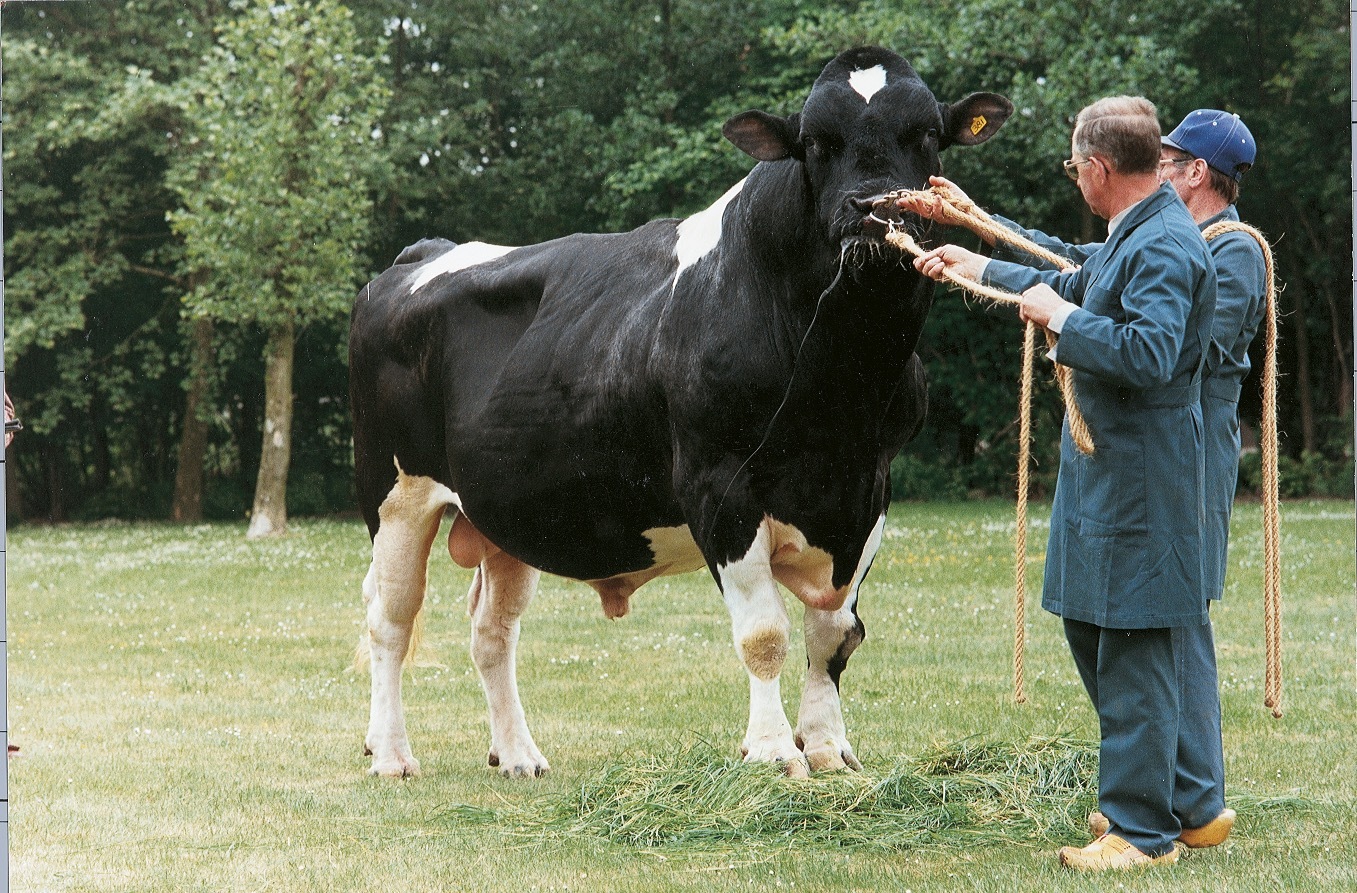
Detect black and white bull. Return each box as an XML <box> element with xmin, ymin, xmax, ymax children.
<box><xmin>349</xmin><ymin>47</ymin><xmax>1011</xmax><ymax>778</ymax></box>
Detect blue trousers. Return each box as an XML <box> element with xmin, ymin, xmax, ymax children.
<box><xmin>1171</xmin><ymin>612</ymin><xmax>1227</xmax><ymax>828</ymax></box>
<box><xmin>1064</xmin><ymin>615</ymin><xmax>1225</xmax><ymax>857</ymax></box>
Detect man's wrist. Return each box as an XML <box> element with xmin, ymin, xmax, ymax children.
<box><xmin>1047</xmin><ymin>301</ymin><xmax>1078</xmax><ymax>334</ymax></box>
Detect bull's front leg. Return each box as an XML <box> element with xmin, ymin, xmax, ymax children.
<box><xmin>794</xmin><ymin>514</ymin><xmax>881</xmax><ymax>772</ymax></box>
<box><xmin>797</xmin><ymin>602</ymin><xmax>865</xmax><ymax>772</ymax></box>
<box><xmin>717</xmin><ymin>523</ymin><xmax>808</xmax><ymax>778</ymax></box>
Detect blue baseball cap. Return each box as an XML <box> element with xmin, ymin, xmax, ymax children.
<box><xmin>1162</xmin><ymin>110</ymin><xmax>1256</xmax><ymax>182</ymax></box>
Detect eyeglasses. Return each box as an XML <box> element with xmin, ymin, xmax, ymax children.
<box><xmin>1063</xmin><ymin>158</ymin><xmax>1094</xmax><ymax>181</ymax></box>
<box><xmin>1159</xmin><ymin>157</ymin><xmax>1194</xmax><ymax>172</ymax></box>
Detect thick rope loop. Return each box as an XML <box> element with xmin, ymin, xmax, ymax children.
<box><xmin>1203</xmin><ymin>220</ymin><xmax>1283</xmax><ymax>718</ymax></box>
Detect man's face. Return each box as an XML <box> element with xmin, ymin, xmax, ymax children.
<box><xmin>1158</xmin><ymin>148</ymin><xmax>1198</xmax><ymax>201</ymax></box>
<box><xmin>1070</xmin><ymin>132</ymin><xmax>1107</xmax><ymax>217</ymax></box>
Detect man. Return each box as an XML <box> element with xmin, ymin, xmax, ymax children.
<box><xmin>912</xmin><ymin>96</ymin><xmax>1217</xmax><ymax>870</ymax></box>
<box><xmin>906</xmin><ymin>109</ymin><xmax>1264</xmax><ymax>856</ymax></box>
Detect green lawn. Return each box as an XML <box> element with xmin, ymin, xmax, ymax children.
<box><xmin>8</xmin><ymin>500</ymin><xmax>1355</xmax><ymax>891</ymax></box>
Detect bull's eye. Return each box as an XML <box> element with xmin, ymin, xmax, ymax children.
<box><xmin>803</xmin><ymin>135</ymin><xmax>819</xmax><ymax>154</ymax></box>
<box><xmin>927</xmin><ymin>127</ymin><xmax>940</xmax><ymax>141</ymax></box>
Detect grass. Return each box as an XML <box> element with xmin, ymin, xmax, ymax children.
<box><xmin>7</xmin><ymin>499</ymin><xmax>1355</xmax><ymax>891</ymax></box>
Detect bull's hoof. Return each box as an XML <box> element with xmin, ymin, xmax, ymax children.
<box><xmin>488</xmin><ymin>746</ymin><xmax>550</xmax><ymax>778</ymax></box>
<box><xmin>368</xmin><ymin>753</ymin><xmax>421</xmax><ymax>778</ymax></box>
<box><xmin>742</xmin><ymin>734</ymin><xmax>809</xmax><ymax>778</ymax></box>
<box><xmin>804</xmin><ymin>743</ymin><xmax>863</xmax><ymax>773</ymax></box>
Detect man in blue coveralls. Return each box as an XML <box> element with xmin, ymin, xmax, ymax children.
<box><xmin>912</xmin><ymin>96</ymin><xmax>1217</xmax><ymax>870</ymax></box>
<box><xmin>903</xmin><ymin>108</ymin><xmax>1263</xmax><ymax>861</ymax></box>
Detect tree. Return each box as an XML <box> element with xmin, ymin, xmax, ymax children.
<box><xmin>2</xmin><ymin>28</ymin><xmax>191</xmax><ymax>520</ymax></box>
<box><xmin>166</xmin><ymin>0</ymin><xmax>391</xmax><ymax>537</ymax></box>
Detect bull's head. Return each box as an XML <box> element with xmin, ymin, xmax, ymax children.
<box><xmin>723</xmin><ymin>47</ymin><xmax>1012</xmax><ymax>268</ymax></box>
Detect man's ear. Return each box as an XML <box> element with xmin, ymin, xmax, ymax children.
<box><xmin>723</xmin><ymin>111</ymin><xmax>803</xmax><ymax>162</ymax></box>
<box><xmin>939</xmin><ymin>93</ymin><xmax>1014</xmax><ymax>149</ymax></box>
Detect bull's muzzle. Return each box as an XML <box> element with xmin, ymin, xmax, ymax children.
<box><xmin>853</xmin><ymin>193</ymin><xmax>906</xmax><ymax>239</ymax></box>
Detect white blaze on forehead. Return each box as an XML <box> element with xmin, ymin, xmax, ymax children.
<box><xmin>673</xmin><ymin>178</ymin><xmax>745</xmax><ymax>289</ymax></box>
<box><xmin>411</xmin><ymin>241</ymin><xmax>515</xmax><ymax>292</ymax></box>
<box><xmin>848</xmin><ymin>66</ymin><xmax>888</xmax><ymax>103</ymax></box>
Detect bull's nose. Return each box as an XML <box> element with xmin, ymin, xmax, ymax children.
<box><xmin>849</xmin><ymin>195</ymin><xmax>884</xmax><ymax>215</ymax></box>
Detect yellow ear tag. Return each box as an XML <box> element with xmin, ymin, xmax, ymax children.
<box><xmin>970</xmin><ymin>115</ymin><xmax>988</xmax><ymax>137</ymax></box>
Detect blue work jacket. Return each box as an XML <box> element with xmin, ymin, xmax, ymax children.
<box><xmin>984</xmin><ymin>184</ymin><xmax>1217</xmax><ymax>628</ymax></box>
<box><xmin>992</xmin><ymin>203</ymin><xmax>1266</xmax><ymax>601</ymax></box>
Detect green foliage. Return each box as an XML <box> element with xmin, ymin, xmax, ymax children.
<box><xmin>1</xmin><ymin>1</ymin><xmax>1350</xmax><ymax>521</ymax></box>
<box><xmin>167</xmin><ymin>0</ymin><xmax>392</xmax><ymax>330</ymax></box>
<box><xmin>474</xmin><ymin>735</ymin><xmax>1101</xmax><ymax>850</ymax></box>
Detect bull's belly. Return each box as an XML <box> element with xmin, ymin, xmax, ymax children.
<box><xmin>457</xmin><ymin>469</ymin><xmax>692</xmax><ymax>583</ymax></box>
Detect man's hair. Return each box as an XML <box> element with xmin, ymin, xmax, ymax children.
<box><xmin>1165</xmin><ymin>146</ymin><xmax>1243</xmax><ymax>205</ymax></box>
<box><xmin>1208</xmin><ymin>166</ymin><xmax>1241</xmax><ymax>205</ymax></box>
<box><xmin>1073</xmin><ymin>96</ymin><xmax>1161</xmax><ymax>175</ymax></box>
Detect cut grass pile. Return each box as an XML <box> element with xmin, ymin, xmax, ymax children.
<box><xmin>455</xmin><ymin>735</ymin><xmax>1101</xmax><ymax>850</ymax></box>
<box><xmin>448</xmin><ymin>734</ymin><xmax>1319</xmax><ymax>855</ymax></box>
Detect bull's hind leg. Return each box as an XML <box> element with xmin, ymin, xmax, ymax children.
<box><xmin>469</xmin><ymin>550</ymin><xmax>548</xmax><ymax>777</ymax></box>
<box><xmin>718</xmin><ymin>523</ymin><xmax>807</xmax><ymax>777</ymax></box>
<box><xmin>795</xmin><ymin>514</ymin><xmax>882</xmax><ymax>772</ymax></box>
<box><xmin>361</xmin><ymin>471</ymin><xmax>454</xmax><ymax>777</ymax></box>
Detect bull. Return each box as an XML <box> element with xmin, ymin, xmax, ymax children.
<box><xmin>349</xmin><ymin>46</ymin><xmax>1012</xmax><ymax>777</ymax></box>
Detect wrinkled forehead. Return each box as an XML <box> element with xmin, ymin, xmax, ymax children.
<box><xmin>802</xmin><ymin>62</ymin><xmax>940</xmax><ymax>132</ymax></box>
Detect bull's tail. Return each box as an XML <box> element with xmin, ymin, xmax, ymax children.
<box><xmin>353</xmin><ymin>606</ymin><xmax>432</xmax><ymax>674</ymax></box>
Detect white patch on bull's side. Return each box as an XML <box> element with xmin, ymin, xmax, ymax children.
<box><xmin>848</xmin><ymin>65</ymin><xmax>888</xmax><ymax>103</ymax></box>
<box><xmin>672</xmin><ymin>178</ymin><xmax>745</xmax><ymax>291</ymax></box>
<box><xmin>411</xmin><ymin>241</ymin><xmax>515</xmax><ymax>292</ymax></box>
<box><xmin>642</xmin><ymin>524</ymin><xmax>706</xmax><ymax>574</ymax></box>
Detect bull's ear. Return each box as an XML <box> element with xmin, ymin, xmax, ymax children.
<box><xmin>939</xmin><ymin>93</ymin><xmax>1014</xmax><ymax>148</ymax></box>
<box><xmin>723</xmin><ymin>111</ymin><xmax>802</xmax><ymax>161</ymax></box>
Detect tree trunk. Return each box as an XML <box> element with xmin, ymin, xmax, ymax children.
<box><xmin>43</xmin><ymin>440</ymin><xmax>66</xmax><ymax>523</ymax></box>
<box><xmin>246</xmin><ymin>320</ymin><xmax>295</xmax><ymax>539</ymax></box>
<box><xmin>90</xmin><ymin>397</ymin><xmax>111</xmax><ymax>492</ymax></box>
<box><xmin>172</xmin><ymin>317</ymin><xmax>214</xmax><ymax>522</ymax></box>
<box><xmin>1320</xmin><ymin>283</ymin><xmax>1354</xmax><ymax>416</ymax></box>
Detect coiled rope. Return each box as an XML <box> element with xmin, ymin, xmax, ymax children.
<box><xmin>885</xmin><ymin>188</ymin><xmax>1282</xmax><ymax>716</ymax></box>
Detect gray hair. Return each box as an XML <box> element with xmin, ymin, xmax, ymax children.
<box><xmin>1073</xmin><ymin>96</ymin><xmax>1161</xmax><ymax>175</ymax></box>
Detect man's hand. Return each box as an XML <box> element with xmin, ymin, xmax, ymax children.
<box><xmin>912</xmin><ymin>243</ymin><xmax>986</xmax><ymax>284</ymax></box>
<box><xmin>895</xmin><ymin>173</ymin><xmax>982</xmax><ymax>229</ymax></box>
<box><xmin>1019</xmin><ymin>283</ymin><xmax>1070</xmax><ymax>330</ymax></box>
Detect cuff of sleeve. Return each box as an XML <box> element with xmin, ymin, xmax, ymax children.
<box><xmin>1047</xmin><ymin>302</ymin><xmax>1079</xmax><ymax>335</ymax></box>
